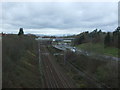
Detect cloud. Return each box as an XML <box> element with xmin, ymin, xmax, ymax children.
<box><xmin>1</xmin><ymin>2</ymin><xmax>118</xmax><ymax>35</ymax></box>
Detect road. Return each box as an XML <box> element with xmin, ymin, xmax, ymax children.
<box><xmin>53</xmin><ymin>44</ymin><xmax>120</xmax><ymax>61</ymax></box>
<box><xmin>38</xmin><ymin>41</ymin><xmax>75</xmax><ymax>88</ymax></box>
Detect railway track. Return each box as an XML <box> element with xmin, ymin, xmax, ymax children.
<box><xmin>39</xmin><ymin>44</ymin><xmax>75</xmax><ymax>88</ymax></box>
<box><xmin>38</xmin><ymin>42</ymin><xmax>109</xmax><ymax>88</ymax></box>
<box><xmin>44</xmin><ymin>46</ymin><xmax>75</xmax><ymax>88</ymax></box>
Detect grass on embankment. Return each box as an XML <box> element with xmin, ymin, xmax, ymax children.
<box><xmin>4</xmin><ymin>50</ymin><xmax>41</xmax><ymax>88</ymax></box>
<box><xmin>75</xmin><ymin>43</ymin><xmax>120</xmax><ymax>57</ymax></box>
<box><xmin>2</xmin><ymin>34</ymin><xmax>41</xmax><ymax>88</ymax></box>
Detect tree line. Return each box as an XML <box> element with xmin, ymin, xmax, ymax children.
<box><xmin>74</xmin><ymin>27</ymin><xmax>120</xmax><ymax>49</ymax></box>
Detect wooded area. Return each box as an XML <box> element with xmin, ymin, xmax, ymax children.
<box><xmin>74</xmin><ymin>27</ymin><xmax>120</xmax><ymax>49</ymax></box>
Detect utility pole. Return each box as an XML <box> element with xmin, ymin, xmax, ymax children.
<box><xmin>64</xmin><ymin>49</ymin><xmax>66</xmax><ymax>65</ymax></box>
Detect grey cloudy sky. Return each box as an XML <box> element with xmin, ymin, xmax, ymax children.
<box><xmin>0</xmin><ymin>2</ymin><xmax>118</xmax><ymax>35</ymax></box>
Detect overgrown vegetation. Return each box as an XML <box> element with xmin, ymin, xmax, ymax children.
<box><xmin>48</xmin><ymin>46</ymin><xmax>118</xmax><ymax>88</ymax></box>
<box><xmin>2</xmin><ymin>34</ymin><xmax>41</xmax><ymax>88</ymax></box>
<box><xmin>66</xmin><ymin>52</ymin><xmax>118</xmax><ymax>88</ymax></box>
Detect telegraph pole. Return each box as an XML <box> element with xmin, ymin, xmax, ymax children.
<box><xmin>64</xmin><ymin>49</ymin><xmax>66</xmax><ymax>65</ymax></box>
